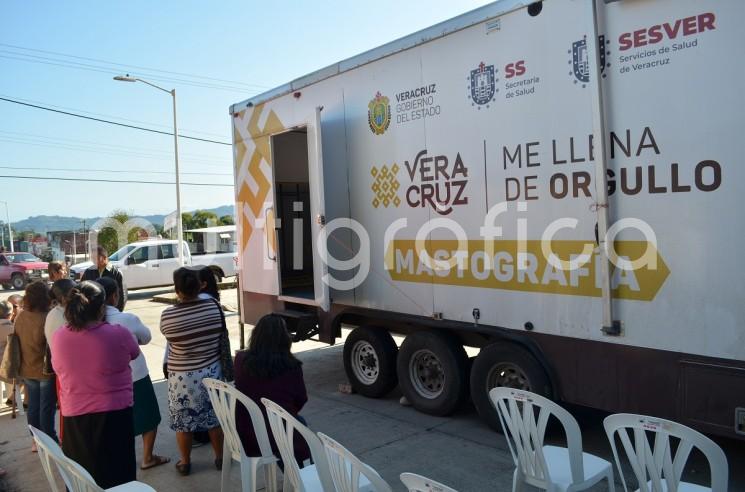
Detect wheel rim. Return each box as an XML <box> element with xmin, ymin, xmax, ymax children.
<box><xmin>486</xmin><ymin>362</ymin><xmax>532</xmax><ymax>392</ymax></box>
<box><xmin>350</xmin><ymin>341</ymin><xmax>379</xmax><ymax>385</ymax></box>
<box><xmin>12</xmin><ymin>276</ymin><xmax>24</xmax><ymax>289</ymax></box>
<box><xmin>409</xmin><ymin>349</ymin><xmax>445</xmax><ymax>399</ymax></box>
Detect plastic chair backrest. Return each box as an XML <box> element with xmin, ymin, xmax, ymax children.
<box><xmin>489</xmin><ymin>387</ymin><xmax>585</xmax><ymax>488</ymax></box>
<box><xmin>203</xmin><ymin>378</ymin><xmax>274</xmax><ymax>461</ymax></box>
<box><xmin>603</xmin><ymin>413</ymin><xmax>728</xmax><ymax>492</ymax></box>
<box><xmin>29</xmin><ymin>426</ymin><xmax>67</xmax><ymax>492</ymax></box>
<box><xmin>29</xmin><ymin>425</ymin><xmax>103</xmax><ymax>492</ymax></box>
<box><xmin>318</xmin><ymin>432</ymin><xmax>393</xmax><ymax>492</ymax></box>
<box><xmin>400</xmin><ymin>472</ymin><xmax>458</xmax><ymax>492</ymax></box>
<box><xmin>261</xmin><ymin>397</ymin><xmax>334</xmax><ymax>492</ymax></box>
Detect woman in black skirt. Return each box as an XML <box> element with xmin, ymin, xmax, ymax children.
<box><xmin>51</xmin><ymin>281</ymin><xmax>140</xmax><ymax>488</ymax></box>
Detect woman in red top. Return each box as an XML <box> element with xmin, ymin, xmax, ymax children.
<box><xmin>234</xmin><ymin>314</ymin><xmax>311</xmax><ymax>465</ymax></box>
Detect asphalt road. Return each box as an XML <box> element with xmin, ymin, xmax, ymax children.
<box><xmin>1</xmin><ymin>285</ymin><xmax>743</xmax><ymax>491</ymax></box>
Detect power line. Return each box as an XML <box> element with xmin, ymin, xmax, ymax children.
<box><xmin>0</xmin><ymin>43</ymin><xmax>270</xmax><ymax>90</ymax></box>
<box><xmin>0</xmin><ymin>93</ymin><xmax>229</xmax><ymax>138</ymax></box>
<box><xmin>0</xmin><ymin>129</ymin><xmax>229</xmax><ymax>162</ymax></box>
<box><xmin>0</xmin><ymin>96</ymin><xmax>232</xmax><ymax>146</ymax></box>
<box><xmin>0</xmin><ymin>174</ymin><xmax>233</xmax><ymax>187</ymax></box>
<box><xmin>0</xmin><ymin>165</ymin><xmax>232</xmax><ymax>176</ymax></box>
<box><xmin>0</xmin><ymin>51</ymin><xmax>262</xmax><ymax>94</ymax></box>
<box><xmin>0</xmin><ymin>135</ymin><xmax>230</xmax><ymax>168</ymax></box>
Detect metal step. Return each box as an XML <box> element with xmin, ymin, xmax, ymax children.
<box><xmin>274</xmin><ymin>309</ymin><xmax>319</xmax><ymax>342</ymax></box>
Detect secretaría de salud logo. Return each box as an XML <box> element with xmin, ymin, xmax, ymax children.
<box><xmin>568</xmin><ymin>35</ymin><xmax>611</xmax><ymax>87</ymax></box>
<box><xmin>467</xmin><ymin>61</ymin><xmax>497</xmax><ymax>109</ymax></box>
<box><xmin>368</xmin><ymin>92</ymin><xmax>391</xmax><ymax>135</ymax></box>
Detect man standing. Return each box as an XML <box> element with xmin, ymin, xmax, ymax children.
<box><xmin>47</xmin><ymin>261</ymin><xmax>68</xmax><ymax>283</ymax></box>
<box><xmin>81</xmin><ymin>247</ymin><xmax>126</xmax><ymax>310</ymax></box>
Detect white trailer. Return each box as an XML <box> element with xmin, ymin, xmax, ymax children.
<box><xmin>230</xmin><ymin>0</ymin><xmax>745</xmax><ymax>438</ymax></box>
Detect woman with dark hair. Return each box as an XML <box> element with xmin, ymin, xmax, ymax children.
<box><xmin>96</xmin><ymin>277</ymin><xmax>169</xmax><ymax>470</ymax></box>
<box><xmin>44</xmin><ymin>278</ymin><xmax>76</xmax><ymax>439</ymax></box>
<box><xmin>160</xmin><ymin>267</ymin><xmax>224</xmax><ymax>476</ymax></box>
<box><xmin>51</xmin><ymin>281</ymin><xmax>140</xmax><ymax>488</ymax></box>
<box><xmin>234</xmin><ymin>314</ymin><xmax>310</xmax><ymax>465</ymax></box>
<box><xmin>198</xmin><ymin>266</ymin><xmax>221</xmax><ymax>302</ymax></box>
<box><xmin>15</xmin><ymin>281</ymin><xmax>55</xmax><ymax>449</ymax></box>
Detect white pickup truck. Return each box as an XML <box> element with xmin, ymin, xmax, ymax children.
<box><xmin>71</xmin><ymin>238</ymin><xmax>237</xmax><ymax>292</ymax></box>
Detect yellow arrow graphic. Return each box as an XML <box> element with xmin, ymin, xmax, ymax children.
<box><xmin>386</xmin><ymin>239</ymin><xmax>670</xmax><ymax>301</ymax></box>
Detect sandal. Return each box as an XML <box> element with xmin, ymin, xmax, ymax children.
<box><xmin>141</xmin><ymin>455</ymin><xmax>171</xmax><ymax>470</ymax></box>
<box><xmin>175</xmin><ymin>461</ymin><xmax>191</xmax><ymax>476</ymax></box>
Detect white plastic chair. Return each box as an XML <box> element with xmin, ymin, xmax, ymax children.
<box><xmin>489</xmin><ymin>387</ymin><xmax>615</xmax><ymax>492</ymax></box>
<box><xmin>261</xmin><ymin>397</ymin><xmax>335</xmax><ymax>492</ymax></box>
<box><xmin>29</xmin><ymin>426</ymin><xmax>155</xmax><ymax>492</ymax></box>
<box><xmin>603</xmin><ymin>413</ymin><xmax>728</xmax><ymax>492</ymax></box>
<box><xmin>400</xmin><ymin>472</ymin><xmax>458</xmax><ymax>492</ymax></box>
<box><xmin>318</xmin><ymin>432</ymin><xmax>392</xmax><ymax>492</ymax></box>
<box><xmin>203</xmin><ymin>378</ymin><xmax>279</xmax><ymax>492</ymax></box>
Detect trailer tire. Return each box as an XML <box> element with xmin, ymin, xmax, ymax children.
<box><xmin>343</xmin><ymin>326</ymin><xmax>398</xmax><ymax>398</ymax></box>
<box><xmin>470</xmin><ymin>343</ymin><xmax>552</xmax><ymax>432</ymax></box>
<box><xmin>397</xmin><ymin>331</ymin><xmax>468</xmax><ymax>416</ymax></box>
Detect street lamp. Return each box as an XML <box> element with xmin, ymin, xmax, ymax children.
<box><xmin>0</xmin><ymin>201</ymin><xmax>13</xmax><ymax>252</ymax></box>
<box><xmin>113</xmin><ymin>74</ymin><xmax>184</xmax><ymax>266</ymax></box>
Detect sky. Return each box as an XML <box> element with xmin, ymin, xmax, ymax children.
<box><xmin>1</xmin><ymin>0</ymin><xmax>492</xmax><ymax>223</ymax></box>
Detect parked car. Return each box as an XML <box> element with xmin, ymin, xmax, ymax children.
<box><xmin>70</xmin><ymin>238</ymin><xmax>236</xmax><ymax>294</ymax></box>
<box><xmin>0</xmin><ymin>252</ymin><xmax>49</xmax><ymax>290</ymax></box>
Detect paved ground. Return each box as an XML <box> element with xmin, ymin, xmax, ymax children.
<box><xmin>1</xmin><ymin>285</ymin><xmax>744</xmax><ymax>491</ymax></box>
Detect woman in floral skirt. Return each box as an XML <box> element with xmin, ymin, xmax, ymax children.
<box><xmin>160</xmin><ymin>267</ymin><xmax>224</xmax><ymax>476</ymax></box>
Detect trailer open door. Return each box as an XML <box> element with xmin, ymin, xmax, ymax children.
<box><xmin>307</xmin><ymin>107</ymin><xmax>330</xmax><ymax>311</ymax></box>
<box><xmin>267</xmin><ymin>107</ymin><xmax>329</xmax><ymax>311</ymax></box>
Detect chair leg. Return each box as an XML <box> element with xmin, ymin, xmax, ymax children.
<box><xmin>606</xmin><ymin>470</ymin><xmax>616</xmax><ymax>492</ymax></box>
<box><xmin>239</xmin><ymin>459</ymin><xmax>259</xmax><ymax>492</ymax></box>
<box><xmin>512</xmin><ymin>468</ymin><xmax>526</xmax><ymax>492</ymax></box>
<box><xmin>221</xmin><ymin>449</ymin><xmax>232</xmax><ymax>492</ymax></box>
<box><xmin>264</xmin><ymin>463</ymin><xmax>278</xmax><ymax>492</ymax></box>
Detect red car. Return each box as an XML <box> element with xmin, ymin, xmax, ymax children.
<box><xmin>0</xmin><ymin>252</ymin><xmax>48</xmax><ymax>290</ymax></box>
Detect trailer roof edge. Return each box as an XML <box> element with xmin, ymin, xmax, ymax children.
<box><xmin>229</xmin><ymin>0</ymin><xmax>540</xmax><ymax>114</ymax></box>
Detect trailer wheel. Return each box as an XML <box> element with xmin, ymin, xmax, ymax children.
<box><xmin>343</xmin><ymin>326</ymin><xmax>398</xmax><ymax>398</ymax></box>
<box><xmin>470</xmin><ymin>343</ymin><xmax>552</xmax><ymax>432</ymax></box>
<box><xmin>11</xmin><ymin>273</ymin><xmax>26</xmax><ymax>290</ymax></box>
<box><xmin>397</xmin><ymin>331</ymin><xmax>468</xmax><ymax>416</ymax></box>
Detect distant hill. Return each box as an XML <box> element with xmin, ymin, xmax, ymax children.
<box><xmin>12</xmin><ymin>205</ymin><xmax>235</xmax><ymax>233</ymax></box>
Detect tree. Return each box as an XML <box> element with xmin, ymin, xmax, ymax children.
<box><xmin>219</xmin><ymin>215</ymin><xmax>235</xmax><ymax>226</ymax></box>
<box><xmin>95</xmin><ymin>210</ymin><xmax>146</xmax><ymax>255</ymax></box>
<box><xmin>181</xmin><ymin>210</ymin><xmax>219</xmax><ymax>230</ymax></box>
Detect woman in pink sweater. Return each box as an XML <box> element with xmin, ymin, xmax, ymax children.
<box><xmin>52</xmin><ymin>281</ymin><xmax>140</xmax><ymax>488</ymax></box>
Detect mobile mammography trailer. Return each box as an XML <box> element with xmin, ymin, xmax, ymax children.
<box><xmin>230</xmin><ymin>0</ymin><xmax>745</xmax><ymax>438</ymax></box>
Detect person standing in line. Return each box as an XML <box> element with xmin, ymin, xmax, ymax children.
<box><xmin>15</xmin><ymin>281</ymin><xmax>56</xmax><ymax>449</ymax></box>
<box><xmin>52</xmin><ymin>281</ymin><xmax>139</xmax><ymax>488</ymax></box>
<box><xmin>44</xmin><ymin>279</ymin><xmax>76</xmax><ymax>439</ymax></box>
<box><xmin>0</xmin><ymin>300</ymin><xmax>16</xmax><ymax>406</ymax></box>
<box><xmin>47</xmin><ymin>261</ymin><xmax>68</xmax><ymax>283</ymax></box>
<box><xmin>96</xmin><ymin>277</ymin><xmax>170</xmax><ymax>470</ymax></box>
<box><xmin>80</xmin><ymin>246</ymin><xmax>125</xmax><ymax>311</ymax></box>
<box><xmin>160</xmin><ymin>267</ymin><xmax>224</xmax><ymax>476</ymax></box>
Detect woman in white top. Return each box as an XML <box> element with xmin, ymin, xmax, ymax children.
<box><xmin>96</xmin><ymin>277</ymin><xmax>170</xmax><ymax>470</ymax></box>
<box><xmin>44</xmin><ymin>280</ymin><xmax>75</xmax><ymax>347</ymax></box>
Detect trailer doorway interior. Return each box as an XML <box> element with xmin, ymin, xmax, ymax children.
<box><xmin>271</xmin><ymin>128</ymin><xmax>315</xmax><ymax>301</ymax></box>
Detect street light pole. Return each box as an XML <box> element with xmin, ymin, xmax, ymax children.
<box><xmin>0</xmin><ymin>201</ymin><xmax>13</xmax><ymax>252</ymax></box>
<box><xmin>171</xmin><ymin>88</ymin><xmax>185</xmax><ymax>266</ymax></box>
<box><xmin>114</xmin><ymin>74</ymin><xmax>184</xmax><ymax>266</ymax></box>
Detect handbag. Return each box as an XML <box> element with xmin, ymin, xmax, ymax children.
<box><xmin>0</xmin><ymin>329</ymin><xmax>21</xmax><ymax>383</ymax></box>
<box><xmin>211</xmin><ymin>299</ymin><xmax>234</xmax><ymax>382</ymax></box>
<box><xmin>42</xmin><ymin>344</ymin><xmax>54</xmax><ymax>377</ymax></box>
